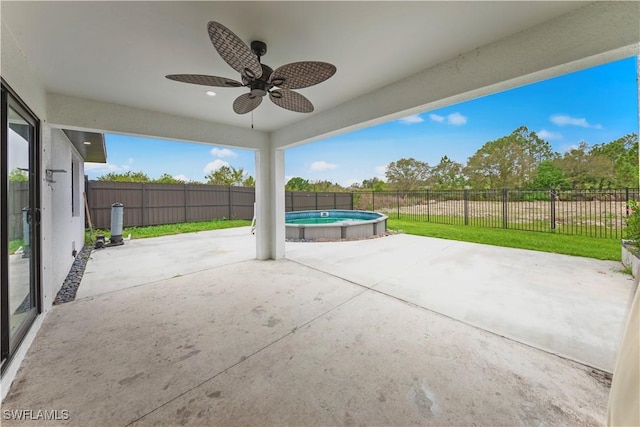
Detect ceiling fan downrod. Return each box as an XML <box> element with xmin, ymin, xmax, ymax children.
<box><xmin>246</xmin><ymin>41</ymin><xmax>273</xmax><ymax>98</ymax></box>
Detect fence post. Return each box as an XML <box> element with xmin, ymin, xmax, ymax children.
<box><xmin>141</xmin><ymin>183</ymin><xmax>146</xmax><ymax>227</ymax></box>
<box><xmin>550</xmin><ymin>189</ymin><xmax>556</xmax><ymax>229</ymax></box>
<box><xmin>626</xmin><ymin>187</ymin><xmax>630</xmax><ymax>216</ymax></box>
<box><xmin>85</xmin><ymin>177</ymin><xmax>91</xmax><ymax>228</ymax></box>
<box><xmin>334</xmin><ymin>192</ymin><xmax>337</xmax><ymax>210</ymax></box>
<box><xmin>426</xmin><ymin>189</ymin><xmax>430</xmax><ymax>222</ymax></box>
<box><xmin>315</xmin><ymin>192</ymin><xmax>318</xmax><ymax>210</ymax></box>
<box><xmin>502</xmin><ymin>188</ymin><xmax>508</xmax><ymax>229</ymax></box>
<box><xmin>228</xmin><ymin>186</ymin><xmax>233</xmax><ymax>219</ymax></box>
<box><xmin>184</xmin><ymin>182</ymin><xmax>189</xmax><ymax>222</ymax></box>
<box><xmin>397</xmin><ymin>191</ymin><xmax>400</xmax><ymax>219</ymax></box>
<box><xmin>463</xmin><ymin>189</ymin><xmax>469</xmax><ymax>225</ymax></box>
<box><xmin>351</xmin><ymin>192</ymin><xmax>354</xmax><ymax>211</ymax></box>
<box><xmin>291</xmin><ymin>192</ymin><xmax>295</xmax><ymax>212</ymax></box>
<box><xmin>372</xmin><ymin>191</ymin><xmax>375</xmax><ymax>212</ymax></box>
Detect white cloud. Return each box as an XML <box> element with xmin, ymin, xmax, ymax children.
<box><xmin>342</xmin><ymin>178</ymin><xmax>360</xmax><ymax>188</ymax></box>
<box><xmin>127</xmin><ymin>158</ymin><xmax>134</xmax><ymax>164</ymax></box>
<box><xmin>122</xmin><ymin>165</ymin><xmax>131</xmax><ymax>171</ymax></box>
<box><xmin>203</xmin><ymin>159</ymin><xmax>230</xmax><ymax>173</ymax></box>
<box><xmin>537</xmin><ymin>129</ymin><xmax>562</xmax><ymax>140</ymax></box>
<box><xmin>210</xmin><ymin>148</ymin><xmax>237</xmax><ymax>158</ymax></box>
<box><xmin>85</xmin><ymin>162</ymin><xmax>124</xmax><ymax>173</ymax></box>
<box><xmin>398</xmin><ymin>114</ymin><xmax>424</xmax><ymax>124</ymax></box>
<box><xmin>173</xmin><ymin>174</ymin><xmax>189</xmax><ymax>182</ymax></box>
<box><xmin>550</xmin><ymin>114</ymin><xmax>602</xmax><ymax>129</ymax></box>
<box><xmin>447</xmin><ymin>112</ymin><xmax>467</xmax><ymax>125</ymax></box>
<box><xmin>374</xmin><ymin>165</ymin><xmax>388</xmax><ymax>175</ymax></box>
<box><xmin>310</xmin><ymin>161</ymin><xmax>338</xmax><ymax>172</ymax></box>
<box><xmin>430</xmin><ymin>112</ymin><xmax>467</xmax><ymax>125</ymax></box>
<box><xmin>560</xmin><ymin>144</ymin><xmax>580</xmax><ymax>153</ymax></box>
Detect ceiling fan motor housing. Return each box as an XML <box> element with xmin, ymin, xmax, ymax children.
<box><xmin>248</xmin><ymin>64</ymin><xmax>273</xmax><ymax>98</ymax></box>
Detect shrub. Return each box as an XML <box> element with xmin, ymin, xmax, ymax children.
<box><xmin>624</xmin><ymin>200</ymin><xmax>640</xmax><ymax>244</ymax></box>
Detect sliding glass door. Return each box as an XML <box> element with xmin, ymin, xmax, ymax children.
<box><xmin>1</xmin><ymin>80</ymin><xmax>41</xmax><ymax>371</ymax></box>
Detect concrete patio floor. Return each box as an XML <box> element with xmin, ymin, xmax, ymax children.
<box><xmin>2</xmin><ymin>228</ymin><xmax>635</xmax><ymax>426</ymax></box>
<box><xmin>286</xmin><ymin>234</ymin><xmax>636</xmax><ymax>372</ymax></box>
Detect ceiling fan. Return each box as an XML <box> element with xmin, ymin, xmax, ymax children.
<box><xmin>167</xmin><ymin>21</ymin><xmax>336</xmax><ymax>114</ymax></box>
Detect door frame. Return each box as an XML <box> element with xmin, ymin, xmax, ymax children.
<box><xmin>0</xmin><ymin>78</ymin><xmax>42</xmax><ymax>373</ymax></box>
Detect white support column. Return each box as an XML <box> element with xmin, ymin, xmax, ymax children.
<box><xmin>255</xmin><ymin>143</ymin><xmax>285</xmax><ymax>260</ymax></box>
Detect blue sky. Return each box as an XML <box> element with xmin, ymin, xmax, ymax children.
<box><xmin>86</xmin><ymin>56</ymin><xmax>639</xmax><ymax>186</ymax></box>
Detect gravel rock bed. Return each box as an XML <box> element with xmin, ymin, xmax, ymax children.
<box><xmin>53</xmin><ymin>246</ymin><xmax>92</xmax><ymax>304</ymax></box>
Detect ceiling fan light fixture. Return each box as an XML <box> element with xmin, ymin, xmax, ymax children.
<box><xmin>250</xmin><ymin>89</ymin><xmax>267</xmax><ymax>97</ymax></box>
<box><xmin>271</xmin><ymin>77</ymin><xmax>286</xmax><ymax>86</ymax></box>
<box><xmin>244</xmin><ymin>68</ymin><xmax>256</xmax><ymax>80</ymax></box>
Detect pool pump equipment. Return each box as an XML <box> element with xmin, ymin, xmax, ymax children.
<box><xmin>109</xmin><ymin>203</ymin><xmax>125</xmax><ymax>245</ymax></box>
<box><xmin>95</xmin><ymin>203</ymin><xmax>125</xmax><ymax>249</ymax></box>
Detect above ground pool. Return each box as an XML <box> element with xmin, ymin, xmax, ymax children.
<box><xmin>285</xmin><ymin>210</ymin><xmax>388</xmax><ymax>240</ymax></box>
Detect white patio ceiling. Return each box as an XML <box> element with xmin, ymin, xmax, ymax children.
<box><xmin>2</xmin><ymin>1</ymin><xmax>638</xmax><ymax>150</ymax></box>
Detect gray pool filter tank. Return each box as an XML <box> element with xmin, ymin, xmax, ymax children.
<box><xmin>109</xmin><ymin>202</ymin><xmax>124</xmax><ymax>245</ymax></box>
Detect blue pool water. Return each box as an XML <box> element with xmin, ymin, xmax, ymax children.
<box><xmin>285</xmin><ymin>210</ymin><xmax>383</xmax><ymax>224</ymax></box>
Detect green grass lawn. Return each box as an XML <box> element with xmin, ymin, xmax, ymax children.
<box><xmin>87</xmin><ymin>219</ymin><xmax>251</xmax><ymax>242</ymax></box>
<box><xmin>84</xmin><ymin>217</ymin><xmax>620</xmax><ymax>261</ymax></box>
<box><xmin>387</xmin><ymin>218</ymin><xmax>621</xmax><ymax>261</ymax></box>
<box><xmin>388</xmin><ymin>213</ymin><xmax>624</xmax><ymax>240</ymax></box>
<box><xmin>9</xmin><ymin>238</ymin><xmax>23</xmax><ymax>255</ymax></box>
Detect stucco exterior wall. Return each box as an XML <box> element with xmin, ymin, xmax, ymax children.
<box><xmin>1</xmin><ymin>128</ymin><xmax>87</xmax><ymax>401</ymax></box>
<box><xmin>47</xmin><ymin>129</ymin><xmax>85</xmax><ymax>300</ymax></box>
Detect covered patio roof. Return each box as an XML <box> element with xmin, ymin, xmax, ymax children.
<box><xmin>1</xmin><ymin>1</ymin><xmax>639</xmax><ymax>259</ymax></box>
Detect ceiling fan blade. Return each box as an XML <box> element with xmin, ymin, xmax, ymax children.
<box><xmin>166</xmin><ymin>74</ymin><xmax>243</xmax><ymax>87</ymax></box>
<box><xmin>207</xmin><ymin>21</ymin><xmax>262</xmax><ymax>79</ymax></box>
<box><xmin>233</xmin><ymin>93</ymin><xmax>263</xmax><ymax>114</ymax></box>
<box><xmin>269</xmin><ymin>89</ymin><xmax>314</xmax><ymax>113</ymax></box>
<box><xmin>269</xmin><ymin>62</ymin><xmax>336</xmax><ymax>89</ymax></box>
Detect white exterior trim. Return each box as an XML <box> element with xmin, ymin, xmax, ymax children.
<box><xmin>46</xmin><ymin>94</ymin><xmax>269</xmax><ymax>150</ymax></box>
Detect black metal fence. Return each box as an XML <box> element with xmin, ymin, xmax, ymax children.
<box><xmin>354</xmin><ymin>188</ymin><xmax>639</xmax><ymax>239</ymax></box>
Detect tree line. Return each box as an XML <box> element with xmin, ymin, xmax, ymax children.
<box><xmin>97</xmin><ymin>166</ymin><xmax>255</xmax><ymax>187</ymax></box>
<box><xmin>358</xmin><ymin>127</ymin><xmax>638</xmax><ymax>191</ymax></box>
<box><xmin>97</xmin><ymin>126</ymin><xmax>638</xmax><ymax>192</ymax></box>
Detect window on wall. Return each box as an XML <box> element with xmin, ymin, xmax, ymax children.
<box><xmin>71</xmin><ymin>158</ymin><xmax>80</xmax><ymax>217</ymax></box>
